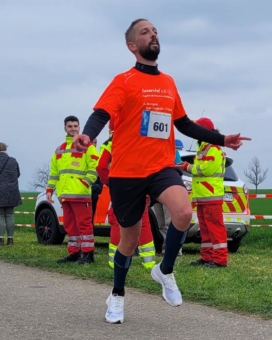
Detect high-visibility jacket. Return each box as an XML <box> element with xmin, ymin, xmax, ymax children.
<box><xmin>96</xmin><ymin>138</ymin><xmax>112</xmax><ymax>185</ymax></box>
<box><xmin>186</xmin><ymin>142</ymin><xmax>225</xmax><ymax>204</ymax></box>
<box><xmin>46</xmin><ymin>136</ymin><xmax>99</xmax><ymax>202</ymax></box>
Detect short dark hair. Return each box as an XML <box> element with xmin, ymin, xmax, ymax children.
<box><xmin>125</xmin><ymin>18</ymin><xmax>148</xmax><ymax>43</ymax></box>
<box><xmin>64</xmin><ymin>116</ymin><xmax>79</xmax><ymax>125</ymax></box>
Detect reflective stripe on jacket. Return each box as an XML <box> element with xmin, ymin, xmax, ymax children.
<box><xmin>46</xmin><ymin>136</ymin><xmax>99</xmax><ymax>202</ymax></box>
<box><xmin>187</xmin><ymin>142</ymin><xmax>225</xmax><ymax>204</ymax></box>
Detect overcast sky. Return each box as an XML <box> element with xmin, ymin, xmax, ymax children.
<box><xmin>1</xmin><ymin>0</ymin><xmax>271</xmax><ymax>190</ymax></box>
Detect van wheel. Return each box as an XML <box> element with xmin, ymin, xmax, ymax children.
<box><xmin>36</xmin><ymin>208</ymin><xmax>65</xmax><ymax>245</ymax></box>
<box><xmin>148</xmin><ymin>208</ymin><xmax>163</xmax><ymax>254</ymax></box>
<box><xmin>228</xmin><ymin>237</ymin><xmax>243</xmax><ymax>253</ymax></box>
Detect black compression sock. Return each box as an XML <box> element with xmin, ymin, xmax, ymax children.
<box><xmin>112</xmin><ymin>288</ymin><xmax>125</xmax><ymax>296</ymax></box>
<box><xmin>161</xmin><ymin>222</ymin><xmax>187</xmax><ymax>274</ymax></box>
<box><xmin>113</xmin><ymin>249</ymin><xmax>132</xmax><ymax>292</ymax></box>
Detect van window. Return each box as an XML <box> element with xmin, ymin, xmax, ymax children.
<box><xmin>224</xmin><ymin>164</ymin><xmax>238</xmax><ymax>181</ymax></box>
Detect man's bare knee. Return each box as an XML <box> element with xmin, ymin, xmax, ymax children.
<box><xmin>119</xmin><ymin>237</ymin><xmax>138</xmax><ymax>254</ymax></box>
<box><xmin>118</xmin><ymin>222</ymin><xmax>141</xmax><ymax>256</ymax></box>
<box><xmin>172</xmin><ymin>208</ymin><xmax>192</xmax><ymax>231</ymax></box>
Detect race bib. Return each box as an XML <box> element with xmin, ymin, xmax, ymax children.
<box><xmin>140</xmin><ymin>111</ymin><xmax>171</xmax><ymax>139</ymax></box>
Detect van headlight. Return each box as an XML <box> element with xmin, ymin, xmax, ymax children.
<box><xmin>243</xmin><ymin>184</ymin><xmax>249</xmax><ymax>195</ymax></box>
<box><xmin>183</xmin><ymin>180</ymin><xmax>192</xmax><ymax>191</ymax></box>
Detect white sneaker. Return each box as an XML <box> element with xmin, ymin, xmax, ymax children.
<box><xmin>151</xmin><ymin>263</ymin><xmax>182</xmax><ymax>307</ymax></box>
<box><xmin>105</xmin><ymin>293</ymin><xmax>124</xmax><ymax>324</ymax></box>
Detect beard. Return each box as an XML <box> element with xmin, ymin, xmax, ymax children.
<box><xmin>138</xmin><ymin>41</ymin><xmax>160</xmax><ymax>61</ymax></box>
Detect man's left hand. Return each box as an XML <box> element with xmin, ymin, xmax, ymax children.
<box><xmin>224</xmin><ymin>134</ymin><xmax>251</xmax><ymax>150</ymax></box>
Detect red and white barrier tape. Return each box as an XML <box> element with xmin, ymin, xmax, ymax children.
<box><xmin>14</xmin><ymin>223</ymin><xmax>272</xmax><ymax>229</ymax></box>
<box><xmin>15</xmin><ymin>214</ymin><xmax>272</xmax><ymax>220</ymax></box>
<box><xmin>21</xmin><ymin>195</ymin><xmax>272</xmax><ymax>200</ymax></box>
<box><xmin>249</xmin><ymin>224</ymin><xmax>272</xmax><ymax>228</ymax></box>
<box><xmin>14</xmin><ymin>211</ymin><xmax>34</xmax><ymax>215</ymax></box>
<box><xmin>250</xmin><ymin>215</ymin><xmax>272</xmax><ymax>219</ymax></box>
<box><xmin>249</xmin><ymin>194</ymin><xmax>272</xmax><ymax>198</ymax></box>
<box><xmin>15</xmin><ymin>224</ymin><xmax>35</xmax><ymax>227</ymax></box>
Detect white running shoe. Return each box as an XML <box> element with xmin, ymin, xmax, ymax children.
<box><xmin>151</xmin><ymin>263</ymin><xmax>182</xmax><ymax>307</ymax></box>
<box><xmin>105</xmin><ymin>293</ymin><xmax>124</xmax><ymax>324</ymax></box>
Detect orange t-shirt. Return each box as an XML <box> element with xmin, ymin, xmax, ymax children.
<box><xmin>94</xmin><ymin>67</ymin><xmax>186</xmax><ymax>178</ymax></box>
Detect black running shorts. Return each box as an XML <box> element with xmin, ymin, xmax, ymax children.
<box><xmin>109</xmin><ymin>167</ymin><xmax>185</xmax><ymax>228</ymax></box>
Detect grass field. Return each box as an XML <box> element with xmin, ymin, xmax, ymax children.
<box><xmin>14</xmin><ymin>192</ymin><xmax>37</xmax><ymax>225</ymax></box>
<box><xmin>1</xmin><ymin>189</ymin><xmax>270</xmax><ymax>319</ymax></box>
<box><xmin>248</xmin><ymin>189</ymin><xmax>272</xmax><ymax>227</ymax></box>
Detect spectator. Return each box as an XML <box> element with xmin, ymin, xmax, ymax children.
<box><xmin>177</xmin><ymin>117</ymin><xmax>228</xmax><ymax>268</ymax></box>
<box><xmin>0</xmin><ymin>142</ymin><xmax>22</xmax><ymax>246</ymax></box>
<box><xmin>46</xmin><ymin>116</ymin><xmax>99</xmax><ymax>265</ymax></box>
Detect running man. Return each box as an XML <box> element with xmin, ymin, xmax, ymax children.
<box><xmin>73</xmin><ymin>19</ymin><xmax>251</xmax><ymax>323</ymax></box>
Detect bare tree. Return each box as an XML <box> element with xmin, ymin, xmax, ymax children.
<box><xmin>244</xmin><ymin>157</ymin><xmax>268</xmax><ymax>193</ymax></box>
<box><xmin>28</xmin><ymin>162</ymin><xmax>50</xmax><ymax>191</ymax></box>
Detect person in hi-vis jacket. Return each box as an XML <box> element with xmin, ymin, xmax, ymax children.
<box><xmin>177</xmin><ymin>117</ymin><xmax>228</xmax><ymax>268</ymax></box>
<box><xmin>46</xmin><ymin>116</ymin><xmax>99</xmax><ymax>265</ymax></box>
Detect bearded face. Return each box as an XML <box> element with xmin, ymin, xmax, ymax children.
<box><xmin>127</xmin><ymin>20</ymin><xmax>161</xmax><ymax>62</ymax></box>
<box><xmin>138</xmin><ymin>38</ymin><xmax>160</xmax><ymax>61</ymax></box>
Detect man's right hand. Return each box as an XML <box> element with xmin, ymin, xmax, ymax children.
<box><xmin>73</xmin><ymin>134</ymin><xmax>91</xmax><ymax>151</ymax></box>
<box><xmin>176</xmin><ymin>161</ymin><xmax>190</xmax><ymax>172</ymax></box>
<box><xmin>46</xmin><ymin>192</ymin><xmax>54</xmax><ymax>203</ymax></box>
